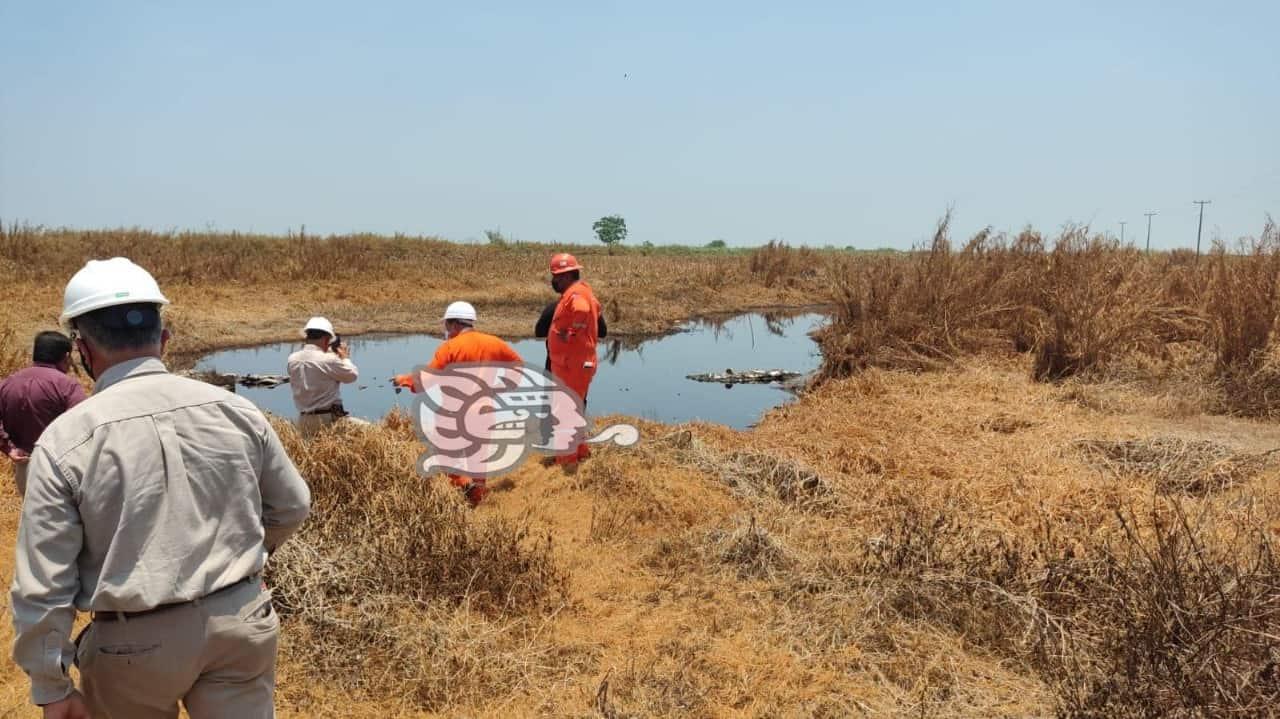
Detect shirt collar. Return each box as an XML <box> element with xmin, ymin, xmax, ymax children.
<box><xmin>32</xmin><ymin>362</ymin><xmax>61</xmax><ymax>370</ymax></box>
<box><xmin>94</xmin><ymin>357</ymin><xmax>169</xmax><ymax>392</ymax></box>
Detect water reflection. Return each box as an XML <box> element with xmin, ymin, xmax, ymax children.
<box><xmin>196</xmin><ymin>312</ymin><xmax>826</xmax><ymax>429</ymax></box>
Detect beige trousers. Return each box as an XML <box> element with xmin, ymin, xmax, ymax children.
<box><xmin>77</xmin><ymin>577</ymin><xmax>279</xmax><ymax>719</ymax></box>
<box><xmin>298</xmin><ymin>413</ymin><xmax>371</xmax><ymax>438</ymax></box>
<box><xmin>13</xmin><ymin>460</ymin><xmax>27</xmax><ymax>497</ymax></box>
<box><xmin>297</xmin><ymin>412</ymin><xmax>336</xmax><ymax>438</ymax></box>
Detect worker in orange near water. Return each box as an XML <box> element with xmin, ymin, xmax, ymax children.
<box><xmin>393</xmin><ymin>301</ymin><xmax>521</xmax><ymax>506</ymax></box>
<box><xmin>546</xmin><ymin>252</ymin><xmax>602</xmax><ymax>465</ymax></box>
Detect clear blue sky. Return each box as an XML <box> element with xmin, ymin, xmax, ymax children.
<box><xmin>1</xmin><ymin>1</ymin><xmax>1276</xmax><ymax>249</ymax></box>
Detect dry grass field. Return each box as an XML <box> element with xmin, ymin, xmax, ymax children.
<box><xmin>2</xmin><ymin>219</ymin><xmax>1280</xmax><ymax>717</ymax></box>
<box><xmin>0</xmin><ymin>226</ymin><xmax>827</xmax><ymax>360</ymax></box>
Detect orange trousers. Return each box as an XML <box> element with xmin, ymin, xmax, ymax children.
<box><xmin>552</xmin><ymin>365</ymin><xmax>595</xmax><ymax>464</ymax></box>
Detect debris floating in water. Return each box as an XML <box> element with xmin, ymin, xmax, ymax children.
<box><xmin>686</xmin><ymin>368</ymin><xmax>802</xmax><ymax>385</ymax></box>
<box><xmin>184</xmin><ymin>370</ymin><xmax>289</xmax><ymax>390</ymax></box>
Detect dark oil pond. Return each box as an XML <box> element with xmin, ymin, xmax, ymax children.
<box><xmin>195</xmin><ymin>312</ymin><xmax>826</xmax><ymax>430</ymax></box>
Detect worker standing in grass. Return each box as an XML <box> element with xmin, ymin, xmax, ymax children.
<box><xmin>535</xmin><ymin>294</ymin><xmax>606</xmax><ymax>449</ymax></box>
<box><xmin>11</xmin><ymin>257</ymin><xmax>311</xmax><ymax>719</ymax></box>
<box><xmin>394</xmin><ymin>301</ymin><xmax>521</xmax><ymax>505</ymax></box>
<box><xmin>546</xmin><ymin>253</ymin><xmax>603</xmax><ymax>465</ymax></box>
<box><xmin>287</xmin><ymin>316</ymin><xmax>359</xmax><ymax>437</ymax></box>
<box><xmin>0</xmin><ymin>331</ymin><xmax>86</xmax><ymax>497</ymax></box>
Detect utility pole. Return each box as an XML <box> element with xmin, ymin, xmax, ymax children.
<box><xmin>1119</xmin><ymin>221</ymin><xmax>1127</xmax><ymax>244</ymax></box>
<box><xmin>1194</xmin><ymin>200</ymin><xmax>1211</xmax><ymax>257</ymax></box>
<box><xmin>1144</xmin><ymin>212</ymin><xmax>1157</xmax><ymax>252</ymax></box>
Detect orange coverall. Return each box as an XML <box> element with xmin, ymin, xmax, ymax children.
<box><xmin>548</xmin><ymin>280</ymin><xmax>601</xmax><ymax>463</ymax></box>
<box><xmin>394</xmin><ymin>330</ymin><xmax>522</xmax><ymax>504</ymax></box>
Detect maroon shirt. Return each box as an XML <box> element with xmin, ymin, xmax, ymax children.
<box><xmin>0</xmin><ymin>363</ymin><xmax>87</xmax><ymax>454</ymax></box>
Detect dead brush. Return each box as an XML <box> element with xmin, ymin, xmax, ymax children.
<box><xmin>1029</xmin><ymin>231</ymin><xmax>1180</xmax><ymax>381</ymax></box>
<box><xmin>265</xmin><ymin>417</ymin><xmax>568</xmax><ymax>706</ymax></box>
<box><xmin>1074</xmin><ymin>437</ymin><xmax>1278</xmax><ymax>496</ymax></box>
<box><xmin>1206</xmin><ymin>220</ymin><xmax>1280</xmax><ymax>416</ymax></box>
<box><xmin>277</xmin><ymin>593</ymin><xmax>589</xmax><ymax>710</ymax></box>
<box><xmin>1206</xmin><ymin>223</ymin><xmax>1280</xmax><ymax>372</ymax></box>
<box><xmin>589</xmin><ymin>639</ymin><xmax>718</xmax><ymax>717</ymax></box>
<box><xmin>747</xmin><ymin>240</ymin><xmax>820</xmax><ymax>289</ymax></box>
<box><xmin>814</xmin><ymin>215</ymin><xmax>1279</xmax><ymax>388</ymax></box>
<box><xmin>816</xmin><ymin>212</ymin><xmax>1031</xmax><ymax>378</ymax></box>
<box><xmin>704</xmin><ymin>515</ymin><xmax>791</xmax><ymax>579</ymax></box>
<box><xmin>654</xmin><ymin>430</ymin><xmax>836</xmax><ymax>512</ymax></box>
<box><xmin>1044</xmin><ymin>503</ymin><xmax>1280</xmax><ymax>718</ymax></box>
<box><xmin>856</xmin><ymin>504</ymin><xmax>1071</xmax><ymax>669</ymax></box>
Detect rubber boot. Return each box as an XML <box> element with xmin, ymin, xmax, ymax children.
<box><xmin>464</xmin><ymin>480</ymin><xmax>489</xmax><ymax>507</ymax></box>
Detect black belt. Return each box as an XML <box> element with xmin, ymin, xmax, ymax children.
<box><xmin>91</xmin><ymin>575</ymin><xmax>260</xmax><ymax>623</ymax></box>
<box><xmin>301</xmin><ymin>402</ymin><xmax>347</xmax><ymax>417</ymax></box>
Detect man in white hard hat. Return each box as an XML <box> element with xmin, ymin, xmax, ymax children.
<box><xmin>10</xmin><ymin>257</ymin><xmax>311</xmax><ymax>718</ymax></box>
<box><xmin>392</xmin><ymin>302</ymin><xmax>521</xmax><ymax>505</ymax></box>
<box><xmin>286</xmin><ymin>316</ymin><xmax>359</xmax><ymax>437</ymax></box>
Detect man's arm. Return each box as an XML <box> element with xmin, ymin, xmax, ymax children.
<box><xmin>534</xmin><ymin>301</ymin><xmax>557</xmax><ymax>339</ymax></box>
<box><xmin>428</xmin><ymin>344</ymin><xmax>451</xmax><ymax>371</ymax></box>
<box><xmin>0</xmin><ymin>379</ymin><xmax>12</xmax><ymax>455</ymax></box>
<box><xmin>561</xmin><ymin>295</ymin><xmax>594</xmax><ymax>340</ymax></box>
<box><xmin>322</xmin><ymin>354</ymin><xmax>359</xmax><ymax>384</ymax></box>
<box><xmin>501</xmin><ymin>343</ymin><xmax>523</xmax><ymax>364</ymax></box>
<box><xmin>62</xmin><ymin>377</ymin><xmax>87</xmax><ymax>410</ymax></box>
<box><xmin>10</xmin><ymin>447</ymin><xmax>83</xmax><ymax>706</ymax></box>
<box><xmin>257</xmin><ymin>418</ymin><xmax>311</xmax><ymax>552</ymax></box>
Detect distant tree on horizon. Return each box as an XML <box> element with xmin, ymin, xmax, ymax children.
<box><xmin>593</xmin><ymin>215</ymin><xmax>627</xmax><ymax>253</ymax></box>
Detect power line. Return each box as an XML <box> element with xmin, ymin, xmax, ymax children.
<box><xmin>1194</xmin><ymin>200</ymin><xmax>1211</xmax><ymax>257</ymax></box>
<box><xmin>1144</xmin><ymin>212</ymin><xmax>1157</xmax><ymax>253</ymax></box>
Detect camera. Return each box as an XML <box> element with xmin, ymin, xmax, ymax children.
<box><xmin>329</xmin><ymin>333</ymin><xmax>342</xmax><ymax>352</ymax></box>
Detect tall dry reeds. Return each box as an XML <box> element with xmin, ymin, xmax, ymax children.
<box><xmin>818</xmin><ymin>215</ymin><xmax>1280</xmax><ymax>414</ymax></box>
<box><xmin>747</xmin><ymin>240</ymin><xmax>821</xmax><ymax>289</ymax></box>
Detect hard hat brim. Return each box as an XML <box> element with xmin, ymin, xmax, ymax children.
<box><xmin>60</xmin><ymin>293</ymin><xmax>170</xmax><ymax>326</ymax></box>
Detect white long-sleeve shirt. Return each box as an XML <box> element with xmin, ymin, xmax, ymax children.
<box><xmin>286</xmin><ymin>344</ymin><xmax>358</xmax><ymax>413</ymax></box>
<box><xmin>9</xmin><ymin>357</ymin><xmax>311</xmax><ymax>705</ymax></box>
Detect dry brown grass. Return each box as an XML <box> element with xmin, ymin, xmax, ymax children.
<box><xmin>0</xmin><ymin>224</ymin><xmax>829</xmax><ymax>363</ymax></box>
<box><xmin>818</xmin><ymin>215</ymin><xmax>1280</xmax><ymax>418</ymax></box>
<box><xmin>265</xmin><ymin>413</ymin><xmax>570</xmax><ymax>709</ymax></box>
<box><xmin>1075</xmin><ymin>437</ymin><xmax>1279</xmax><ymax>496</ymax></box>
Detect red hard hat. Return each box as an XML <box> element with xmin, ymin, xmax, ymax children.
<box><xmin>549</xmin><ymin>253</ymin><xmax>583</xmax><ymax>275</ymax></box>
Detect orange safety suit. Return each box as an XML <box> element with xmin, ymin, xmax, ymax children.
<box><xmin>394</xmin><ymin>329</ymin><xmax>522</xmax><ymax>505</ymax></box>
<box><xmin>548</xmin><ymin>280</ymin><xmax>601</xmax><ymax>463</ymax></box>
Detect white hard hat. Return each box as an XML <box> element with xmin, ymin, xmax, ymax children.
<box><xmin>443</xmin><ymin>301</ymin><xmax>477</xmax><ymax>323</ymax></box>
<box><xmin>302</xmin><ymin>316</ymin><xmax>336</xmax><ymax>337</ymax></box>
<box><xmin>61</xmin><ymin>257</ymin><xmax>170</xmax><ymax>326</ymax></box>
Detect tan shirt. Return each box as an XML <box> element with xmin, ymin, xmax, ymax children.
<box><xmin>9</xmin><ymin>357</ymin><xmax>311</xmax><ymax>705</ymax></box>
<box><xmin>286</xmin><ymin>344</ymin><xmax>358</xmax><ymax>413</ymax></box>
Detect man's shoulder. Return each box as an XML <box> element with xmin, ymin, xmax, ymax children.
<box><xmin>39</xmin><ymin>373</ymin><xmax>261</xmax><ymax>453</ymax></box>
<box><xmin>1</xmin><ymin>365</ymin><xmax>41</xmax><ymax>385</ymax></box>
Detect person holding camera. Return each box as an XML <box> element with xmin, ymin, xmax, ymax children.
<box><xmin>286</xmin><ymin>316</ymin><xmax>358</xmax><ymax>437</ymax></box>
